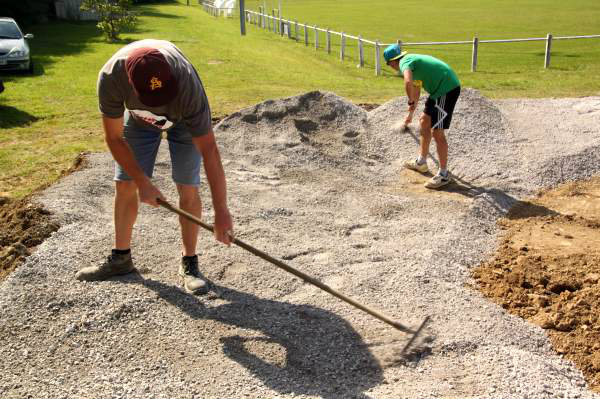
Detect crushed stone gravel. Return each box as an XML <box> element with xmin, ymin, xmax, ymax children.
<box><xmin>1</xmin><ymin>89</ymin><xmax>600</xmax><ymax>398</ymax></box>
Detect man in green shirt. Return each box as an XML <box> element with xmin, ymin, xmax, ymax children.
<box><xmin>384</xmin><ymin>44</ymin><xmax>461</xmax><ymax>189</ymax></box>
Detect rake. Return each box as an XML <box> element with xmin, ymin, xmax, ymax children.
<box><xmin>157</xmin><ymin>198</ymin><xmax>430</xmax><ymax>353</ymax></box>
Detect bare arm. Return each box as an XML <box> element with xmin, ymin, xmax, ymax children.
<box><xmin>102</xmin><ymin>115</ymin><xmax>164</xmax><ymax>206</ymax></box>
<box><xmin>403</xmin><ymin>68</ymin><xmax>421</xmax><ymax>111</ymax></box>
<box><xmin>402</xmin><ymin>69</ymin><xmax>420</xmax><ymax>124</ymax></box>
<box><xmin>192</xmin><ymin>130</ymin><xmax>233</xmax><ymax>245</ymax></box>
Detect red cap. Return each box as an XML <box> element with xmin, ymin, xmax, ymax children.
<box><xmin>125</xmin><ymin>47</ymin><xmax>178</xmax><ymax>107</ymax></box>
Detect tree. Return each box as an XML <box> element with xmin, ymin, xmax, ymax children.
<box><xmin>80</xmin><ymin>0</ymin><xmax>137</xmax><ymax>42</ymax></box>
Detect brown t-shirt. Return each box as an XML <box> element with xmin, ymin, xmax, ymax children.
<box><xmin>97</xmin><ymin>39</ymin><xmax>212</xmax><ymax>136</ymax></box>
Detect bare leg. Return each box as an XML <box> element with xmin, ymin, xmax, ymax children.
<box><xmin>114</xmin><ymin>180</ymin><xmax>138</xmax><ymax>250</ymax></box>
<box><xmin>177</xmin><ymin>184</ymin><xmax>202</xmax><ymax>256</ymax></box>
<box><xmin>432</xmin><ymin>128</ymin><xmax>448</xmax><ymax>170</ymax></box>
<box><xmin>419</xmin><ymin>114</ymin><xmax>433</xmax><ymax>159</ymax></box>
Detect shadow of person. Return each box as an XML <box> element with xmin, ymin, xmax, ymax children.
<box><xmin>447</xmin><ymin>174</ymin><xmax>560</xmax><ymax>219</ymax></box>
<box><xmin>120</xmin><ymin>273</ymin><xmax>384</xmax><ymax>399</ymax></box>
<box><xmin>0</xmin><ymin>105</ymin><xmax>39</xmax><ymax>128</ymax></box>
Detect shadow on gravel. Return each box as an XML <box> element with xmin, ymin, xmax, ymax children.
<box><xmin>401</xmin><ymin>127</ymin><xmax>558</xmax><ymax>217</ymax></box>
<box><xmin>449</xmin><ymin>175</ymin><xmax>559</xmax><ymax>218</ymax></box>
<box><xmin>121</xmin><ymin>273</ymin><xmax>384</xmax><ymax>399</ymax></box>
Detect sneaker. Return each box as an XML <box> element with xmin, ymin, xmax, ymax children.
<box><xmin>425</xmin><ymin>172</ymin><xmax>451</xmax><ymax>189</ymax></box>
<box><xmin>403</xmin><ymin>158</ymin><xmax>429</xmax><ymax>173</ymax></box>
<box><xmin>76</xmin><ymin>251</ymin><xmax>135</xmax><ymax>281</ymax></box>
<box><xmin>179</xmin><ymin>255</ymin><xmax>209</xmax><ymax>295</ymax></box>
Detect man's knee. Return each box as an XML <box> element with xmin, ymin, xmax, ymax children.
<box><xmin>420</xmin><ymin>114</ymin><xmax>432</xmax><ymax>131</ymax></box>
<box><xmin>432</xmin><ymin>129</ymin><xmax>447</xmax><ymax>142</ymax></box>
<box><xmin>115</xmin><ymin>180</ymin><xmax>137</xmax><ymax>196</ymax></box>
<box><xmin>177</xmin><ymin>184</ymin><xmax>201</xmax><ymax>208</ymax></box>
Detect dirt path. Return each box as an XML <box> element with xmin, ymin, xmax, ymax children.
<box><xmin>1</xmin><ymin>90</ymin><xmax>600</xmax><ymax>398</ymax></box>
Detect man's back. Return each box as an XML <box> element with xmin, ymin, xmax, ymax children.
<box><xmin>399</xmin><ymin>54</ymin><xmax>460</xmax><ymax>99</ymax></box>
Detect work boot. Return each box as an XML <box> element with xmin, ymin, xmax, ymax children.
<box><xmin>179</xmin><ymin>255</ymin><xmax>209</xmax><ymax>295</ymax></box>
<box><xmin>404</xmin><ymin>158</ymin><xmax>429</xmax><ymax>173</ymax></box>
<box><xmin>76</xmin><ymin>251</ymin><xmax>135</xmax><ymax>281</ymax></box>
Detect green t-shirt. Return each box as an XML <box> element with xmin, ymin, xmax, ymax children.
<box><xmin>399</xmin><ymin>54</ymin><xmax>460</xmax><ymax>99</ymax></box>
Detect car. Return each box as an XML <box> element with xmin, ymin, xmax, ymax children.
<box><xmin>0</xmin><ymin>17</ymin><xmax>34</xmax><ymax>74</ymax></box>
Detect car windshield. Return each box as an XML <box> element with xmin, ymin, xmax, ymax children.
<box><xmin>0</xmin><ymin>21</ymin><xmax>23</xmax><ymax>39</ymax></box>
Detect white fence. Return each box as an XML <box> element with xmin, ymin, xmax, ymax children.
<box><xmin>201</xmin><ymin>1</ymin><xmax>235</xmax><ymax>17</ymax></box>
<box><xmin>199</xmin><ymin>3</ymin><xmax>600</xmax><ymax>76</ymax></box>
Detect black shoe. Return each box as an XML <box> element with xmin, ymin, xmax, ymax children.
<box><xmin>179</xmin><ymin>255</ymin><xmax>209</xmax><ymax>295</ymax></box>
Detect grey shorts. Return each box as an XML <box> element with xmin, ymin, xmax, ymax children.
<box><xmin>114</xmin><ymin>112</ymin><xmax>202</xmax><ymax>186</ymax></box>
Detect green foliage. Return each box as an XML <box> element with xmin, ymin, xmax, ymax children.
<box><xmin>80</xmin><ymin>0</ymin><xmax>137</xmax><ymax>41</ymax></box>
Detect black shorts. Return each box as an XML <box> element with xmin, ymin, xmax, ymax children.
<box><xmin>424</xmin><ymin>86</ymin><xmax>460</xmax><ymax>130</ymax></box>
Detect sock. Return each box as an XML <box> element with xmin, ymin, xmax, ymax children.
<box><xmin>182</xmin><ymin>254</ymin><xmax>198</xmax><ymax>261</ymax></box>
<box><xmin>439</xmin><ymin>169</ymin><xmax>448</xmax><ymax>177</ymax></box>
<box><xmin>416</xmin><ymin>155</ymin><xmax>426</xmax><ymax>165</ymax></box>
<box><xmin>112</xmin><ymin>248</ymin><xmax>131</xmax><ymax>256</ymax></box>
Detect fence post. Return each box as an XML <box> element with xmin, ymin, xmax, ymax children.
<box><xmin>545</xmin><ymin>33</ymin><xmax>553</xmax><ymax>68</ymax></box>
<box><xmin>340</xmin><ymin>32</ymin><xmax>346</xmax><ymax>60</ymax></box>
<box><xmin>315</xmin><ymin>25</ymin><xmax>319</xmax><ymax>49</ymax></box>
<box><xmin>287</xmin><ymin>21</ymin><xmax>291</xmax><ymax>39</ymax></box>
<box><xmin>278</xmin><ymin>9</ymin><xmax>282</xmax><ymax>36</ymax></box>
<box><xmin>326</xmin><ymin>29</ymin><xmax>331</xmax><ymax>54</ymax></box>
<box><xmin>375</xmin><ymin>40</ymin><xmax>381</xmax><ymax>76</ymax></box>
<box><xmin>358</xmin><ymin>35</ymin><xmax>364</xmax><ymax>67</ymax></box>
<box><xmin>471</xmin><ymin>37</ymin><xmax>479</xmax><ymax>72</ymax></box>
<box><xmin>295</xmin><ymin>20</ymin><xmax>299</xmax><ymax>41</ymax></box>
<box><xmin>271</xmin><ymin>10</ymin><xmax>275</xmax><ymax>32</ymax></box>
<box><xmin>304</xmin><ymin>24</ymin><xmax>309</xmax><ymax>46</ymax></box>
<box><xmin>397</xmin><ymin>39</ymin><xmax>402</xmax><ymax>52</ymax></box>
<box><xmin>239</xmin><ymin>0</ymin><xmax>246</xmax><ymax>36</ymax></box>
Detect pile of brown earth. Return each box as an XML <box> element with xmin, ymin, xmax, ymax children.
<box><xmin>473</xmin><ymin>176</ymin><xmax>600</xmax><ymax>392</ymax></box>
<box><xmin>0</xmin><ymin>196</ymin><xmax>59</xmax><ymax>280</ymax></box>
<box><xmin>0</xmin><ymin>153</ymin><xmax>88</xmax><ymax>280</ymax></box>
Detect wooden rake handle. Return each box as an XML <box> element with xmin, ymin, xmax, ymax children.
<box><xmin>157</xmin><ymin>198</ymin><xmax>426</xmax><ymax>335</ymax></box>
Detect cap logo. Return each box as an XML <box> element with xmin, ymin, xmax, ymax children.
<box><xmin>149</xmin><ymin>77</ymin><xmax>163</xmax><ymax>91</ymax></box>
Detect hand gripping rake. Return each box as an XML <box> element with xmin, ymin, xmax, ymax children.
<box><xmin>157</xmin><ymin>198</ymin><xmax>430</xmax><ymax>353</ymax></box>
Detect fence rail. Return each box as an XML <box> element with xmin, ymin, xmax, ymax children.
<box><xmin>204</xmin><ymin>4</ymin><xmax>600</xmax><ymax>76</ymax></box>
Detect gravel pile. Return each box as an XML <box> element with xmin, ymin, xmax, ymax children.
<box><xmin>1</xmin><ymin>90</ymin><xmax>600</xmax><ymax>398</ymax></box>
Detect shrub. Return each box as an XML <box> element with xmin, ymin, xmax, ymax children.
<box><xmin>80</xmin><ymin>0</ymin><xmax>137</xmax><ymax>42</ymax></box>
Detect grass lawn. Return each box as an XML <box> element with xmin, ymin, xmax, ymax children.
<box><xmin>0</xmin><ymin>0</ymin><xmax>599</xmax><ymax>198</ymax></box>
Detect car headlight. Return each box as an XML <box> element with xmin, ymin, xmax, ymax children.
<box><xmin>8</xmin><ymin>48</ymin><xmax>28</xmax><ymax>58</ymax></box>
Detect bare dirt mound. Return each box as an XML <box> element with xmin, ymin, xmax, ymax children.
<box><xmin>473</xmin><ymin>176</ymin><xmax>600</xmax><ymax>392</ymax></box>
<box><xmin>0</xmin><ymin>153</ymin><xmax>87</xmax><ymax>281</ymax></box>
<box><xmin>0</xmin><ymin>197</ymin><xmax>59</xmax><ymax>280</ymax></box>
